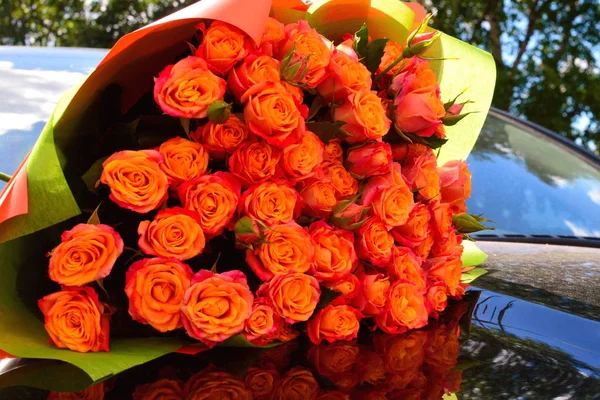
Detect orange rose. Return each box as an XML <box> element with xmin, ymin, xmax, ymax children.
<box><xmin>138</xmin><ymin>207</ymin><xmax>205</xmax><ymax>260</ymax></box>
<box><xmin>243</xmin><ymin>297</ymin><xmax>279</xmax><ymax>342</ymax></box>
<box><xmin>324</xmin><ymin>139</ymin><xmax>344</xmax><ymax>163</ymax></box>
<box><xmin>279</xmin><ymin>20</ymin><xmax>333</xmax><ymax>88</ymax></box>
<box><xmin>426</xmin><ymin>282</ymin><xmax>448</xmax><ymax>317</ymax></box>
<box><xmin>132</xmin><ymin>379</ymin><xmax>184</xmax><ymax>400</ymax></box>
<box><xmin>359</xmin><ymin>351</ymin><xmax>386</xmax><ymax>385</ymax></box>
<box><xmin>309</xmin><ymin>220</ymin><xmax>357</xmax><ymax>282</ymax></box>
<box><xmin>157</xmin><ymin>137</ymin><xmax>208</xmax><ymax>186</ymax></box>
<box><xmin>425</xmin><ymin>324</ymin><xmax>461</xmax><ymax>369</ymax></box>
<box><xmin>240</xmin><ymin>181</ymin><xmax>301</xmax><ymax>225</ymax></box>
<box><xmin>427</xmin><ymin>256</ymin><xmax>465</xmax><ymax>298</ymax></box>
<box><xmin>345</xmin><ymin>142</ymin><xmax>392</xmax><ymax>179</ymax></box>
<box><xmin>185</xmin><ymin>369</ymin><xmax>252</xmax><ymax>400</ymax></box>
<box><xmin>333</xmin><ymin>89</ymin><xmax>392</xmax><ymax>144</ymax></box>
<box><xmin>260</xmin><ymin>17</ymin><xmax>286</xmax><ymax>56</ymax></box>
<box><xmin>154</xmin><ymin>56</ymin><xmax>226</xmax><ymax>118</ymax></box>
<box><xmin>375</xmin><ymin>331</ymin><xmax>427</xmax><ymax>375</ymax></box>
<box><xmin>431</xmin><ymin>230</ymin><xmax>463</xmax><ymax>258</ymax></box>
<box><xmin>48</xmin><ymin>382</ymin><xmax>105</xmax><ymax>400</ymax></box>
<box><xmin>299</xmin><ymin>175</ymin><xmax>338</xmax><ymax>219</ymax></box>
<box><xmin>356</xmin><ymin>217</ymin><xmax>394</xmax><ymax>267</ymax></box>
<box><xmin>245</xmin><ymin>367</ymin><xmax>280</xmax><ymax>400</ymax></box>
<box><xmin>282</xmin><ymin>81</ymin><xmax>305</xmax><ymax>107</ymax></box>
<box><xmin>272</xmin><ymin>367</ymin><xmax>320</xmax><ymax>400</ymax></box>
<box><xmin>429</xmin><ymin>200</ymin><xmax>453</xmax><ymax>241</ymax></box>
<box><xmin>376</xmin><ymin>282</ymin><xmax>428</xmax><ymax>334</ymax></box>
<box><xmin>391</xmin><ymin>142</ymin><xmax>432</xmax><ymax>163</ymax></box>
<box><xmin>389</xmin><ymin>57</ymin><xmax>437</xmax><ymax>99</ymax></box>
<box><xmin>229</xmin><ymin>141</ymin><xmax>281</xmax><ymax>188</ymax></box>
<box><xmin>361</xmin><ymin>163</ymin><xmax>414</xmax><ymax>228</ymax></box>
<box><xmin>391</xmin><ymin>203</ymin><xmax>430</xmax><ymax>249</ymax></box>
<box><xmin>438</xmin><ymin>160</ymin><xmax>472</xmax><ymax>214</ymax></box>
<box><xmin>387</xmin><ymin>246</ymin><xmax>426</xmax><ymax>291</ymax></box>
<box><xmin>196</xmin><ymin>21</ymin><xmax>252</xmax><ymax>76</ymax></box>
<box><xmin>355</xmin><ymin>272</ymin><xmax>390</xmax><ymax>316</ymax></box>
<box><xmin>192</xmin><ymin>114</ymin><xmax>248</xmax><ymax>159</ymax></box>
<box><xmin>376</xmin><ymin>41</ymin><xmax>404</xmax><ymax>84</ymax></box>
<box><xmin>48</xmin><ymin>223</ymin><xmax>123</xmax><ymax>286</ymax></box>
<box><xmin>324</xmin><ymin>162</ymin><xmax>358</xmax><ymax>199</ymax></box>
<box><xmin>177</xmin><ymin>172</ymin><xmax>241</xmax><ymax>237</ymax></box>
<box><xmin>402</xmin><ymin>150</ymin><xmax>440</xmax><ymax>201</ymax></box>
<box><xmin>100</xmin><ymin>150</ymin><xmax>169</xmax><ymax>213</ymax></box>
<box><xmin>394</xmin><ymin>86</ymin><xmax>446</xmax><ymax>138</ymax></box>
<box><xmin>181</xmin><ymin>270</ymin><xmax>253</xmax><ymax>346</ymax></box>
<box><xmin>307</xmin><ymin>341</ymin><xmax>360</xmax><ymax>376</ymax></box>
<box><xmin>228</xmin><ymin>54</ymin><xmax>280</xmax><ymax>101</ymax></box>
<box><xmin>317</xmin><ymin>49</ymin><xmax>372</xmax><ymax>103</ymax></box>
<box><xmin>125</xmin><ymin>257</ymin><xmax>193</xmax><ymax>332</ymax></box>
<box><xmin>38</xmin><ymin>287</ymin><xmax>110</xmax><ymax>353</ymax></box>
<box><xmin>413</xmin><ymin>232</ymin><xmax>434</xmax><ymax>259</ymax></box>
<box><xmin>281</xmin><ymin>131</ymin><xmax>324</xmax><ymax>180</ymax></box>
<box><xmin>242</xmin><ymin>82</ymin><xmax>305</xmax><ymax>148</ymax></box>
<box><xmin>325</xmin><ymin>273</ymin><xmax>361</xmax><ymax>301</ymax></box>
<box><xmin>307</xmin><ymin>304</ymin><xmax>362</xmax><ymax>344</ymax></box>
<box><xmin>246</xmin><ymin>222</ymin><xmax>314</xmax><ymax>281</ymax></box>
<box><xmin>257</xmin><ymin>272</ymin><xmax>321</xmax><ymax>323</ymax></box>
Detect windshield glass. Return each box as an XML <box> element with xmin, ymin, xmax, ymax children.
<box><xmin>467</xmin><ymin>113</ymin><xmax>600</xmax><ymax>237</ymax></box>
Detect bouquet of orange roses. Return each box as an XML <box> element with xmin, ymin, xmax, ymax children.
<box><xmin>0</xmin><ymin>0</ymin><xmax>494</xmax><ymax>383</ymax></box>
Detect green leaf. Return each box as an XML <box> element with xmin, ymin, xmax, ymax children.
<box><xmin>81</xmin><ymin>157</ymin><xmax>107</xmax><ymax>193</ymax></box>
<box><xmin>461</xmin><ymin>241</ymin><xmax>488</xmax><ymax>267</ymax></box>
<box><xmin>219</xmin><ymin>334</ymin><xmax>282</xmax><ymax>349</ymax></box>
<box><xmin>180</xmin><ymin>117</ymin><xmax>190</xmax><ymax>136</ymax></box>
<box><xmin>442</xmin><ymin>111</ymin><xmax>479</xmax><ymax>126</ymax></box>
<box><xmin>307</xmin><ymin>96</ymin><xmax>326</xmax><ymax>121</ymax></box>
<box><xmin>87</xmin><ymin>203</ymin><xmax>102</xmax><ymax>225</ymax></box>
<box><xmin>315</xmin><ymin>287</ymin><xmax>341</xmax><ymax>312</ymax></box>
<box><xmin>365</xmin><ymin>38</ymin><xmax>389</xmax><ymax>73</ymax></box>
<box><xmin>305</xmin><ymin>121</ymin><xmax>347</xmax><ymax>143</ymax></box>
<box><xmin>453</xmin><ymin>213</ymin><xmax>494</xmax><ymax>234</ymax></box>
<box><xmin>461</xmin><ymin>267</ymin><xmax>488</xmax><ymax>284</ymax></box>
<box><xmin>0</xmin><ymin>360</ymin><xmax>95</xmax><ymax>392</ymax></box>
<box><xmin>186</xmin><ymin>41</ymin><xmax>197</xmax><ymax>54</ymax></box>
<box><xmin>399</xmin><ymin>130</ymin><xmax>449</xmax><ymax>149</ymax></box>
<box><xmin>353</xmin><ymin>23</ymin><xmax>369</xmax><ymax>58</ymax></box>
<box><xmin>443</xmin><ymin>393</ymin><xmax>458</xmax><ymax>400</ymax></box>
<box><xmin>0</xmin><ymin>232</ymin><xmax>186</xmax><ymax>382</ymax></box>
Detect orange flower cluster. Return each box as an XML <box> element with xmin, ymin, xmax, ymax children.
<box><xmin>38</xmin><ymin>12</ymin><xmax>475</xmax><ymax>352</ymax></box>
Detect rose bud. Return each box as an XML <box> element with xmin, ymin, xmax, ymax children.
<box><xmin>279</xmin><ymin>45</ymin><xmax>311</xmax><ymax>84</ymax></box>
<box><xmin>192</xmin><ymin>114</ymin><xmax>248</xmax><ymax>159</ymax></box>
<box><xmin>353</xmin><ymin>272</ymin><xmax>390</xmax><ymax>316</ymax></box>
<box><xmin>345</xmin><ymin>142</ymin><xmax>392</xmax><ymax>179</ymax></box>
<box><xmin>324</xmin><ymin>162</ymin><xmax>358</xmax><ymax>199</ymax></box>
<box><xmin>177</xmin><ymin>172</ymin><xmax>242</xmax><ymax>237</ymax></box>
<box><xmin>272</xmin><ymin>367</ymin><xmax>320</xmax><ymax>400</ymax></box>
<box><xmin>125</xmin><ymin>257</ymin><xmax>194</xmax><ymax>332</ymax></box>
<box><xmin>206</xmin><ymin>100</ymin><xmax>231</xmax><ymax>124</ymax></box>
<box><xmin>181</xmin><ymin>270</ymin><xmax>253</xmax><ymax>347</ymax></box>
<box><xmin>243</xmin><ymin>297</ymin><xmax>279</xmax><ymax>342</ymax></box>
<box><xmin>245</xmin><ymin>367</ymin><xmax>280</xmax><ymax>400</ymax></box>
<box><xmin>317</xmin><ymin>50</ymin><xmax>372</xmax><ymax>104</ymax></box>
<box><xmin>196</xmin><ymin>21</ymin><xmax>252</xmax><ymax>76</ymax></box>
<box><xmin>48</xmin><ymin>223</ymin><xmax>123</xmax><ymax>286</ymax></box>
<box><xmin>138</xmin><ymin>207</ymin><xmax>205</xmax><ymax>260</ymax></box>
<box><xmin>387</xmin><ymin>246</ymin><xmax>426</xmax><ymax>291</ymax></box>
<box><xmin>157</xmin><ymin>137</ymin><xmax>208</xmax><ymax>187</ymax></box>
<box><xmin>427</xmin><ymin>256</ymin><xmax>465</xmax><ymax>298</ymax></box>
<box><xmin>228</xmin><ymin>54</ymin><xmax>280</xmax><ymax>102</ymax></box>
<box><xmin>280</xmin><ymin>131</ymin><xmax>324</xmax><ymax>181</ymax></box>
<box><xmin>446</xmin><ymin>102</ymin><xmax>465</xmax><ymax>117</ymax></box>
<box><xmin>391</xmin><ymin>202</ymin><xmax>430</xmax><ymax>249</ymax></box>
<box><xmin>355</xmin><ymin>217</ymin><xmax>394</xmax><ymax>267</ymax></box>
<box><xmin>375</xmin><ymin>281</ymin><xmax>428</xmax><ymax>334</ymax></box>
<box><xmin>246</xmin><ymin>221</ymin><xmax>314</xmax><ymax>281</ymax></box>
<box><xmin>38</xmin><ymin>287</ymin><xmax>110</xmax><ymax>353</ymax></box>
<box><xmin>242</xmin><ymin>82</ymin><xmax>305</xmax><ymax>149</ymax></box>
<box><xmin>394</xmin><ymin>86</ymin><xmax>446</xmax><ymax>138</ymax></box>
<box><xmin>100</xmin><ymin>150</ymin><xmax>169</xmax><ymax>213</ymax></box>
<box><xmin>324</xmin><ymin>139</ymin><xmax>344</xmax><ymax>162</ymax></box>
<box><xmin>333</xmin><ymin>89</ymin><xmax>391</xmax><ymax>144</ymax></box>
<box><xmin>438</xmin><ymin>160</ymin><xmax>472</xmax><ymax>214</ymax></box>
<box><xmin>259</xmin><ymin>17</ymin><xmax>286</xmax><ymax>56</ymax></box>
<box><xmin>299</xmin><ymin>174</ymin><xmax>338</xmax><ymax>219</ymax></box>
<box><xmin>330</xmin><ymin>201</ymin><xmax>369</xmax><ymax>231</ymax></box>
<box><xmin>257</xmin><ymin>272</ymin><xmax>321</xmax><ymax>323</ymax></box>
<box><xmin>278</xmin><ymin>20</ymin><xmax>333</xmax><ymax>88</ymax></box>
<box><xmin>309</xmin><ymin>220</ymin><xmax>358</xmax><ymax>282</ymax></box>
<box><xmin>132</xmin><ymin>379</ymin><xmax>184</xmax><ymax>400</ymax></box>
<box><xmin>229</xmin><ymin>141</ymin><xmax>281</xmax><ymax>188</ymax></box>
<box><xmin>404</xmin><ymin>14</ymin><xmax>442</xmax><ymax>58</ymax></box>
<box><xmin>240</xmin><ymin>181</ymin><xmax>302</xmax><ymax>226</ymax></box>
<box><xmin>154</xmin><ymin>56</ymin><xmax>226</xmax><ymax>118</ymax></box>
<box><xmin>307</xmin><ymin>304</ymin><xmax>362</xmax><ymax>345</ymax></box>
<box><xmin>426</xmin><ymin>282</ymin><xmax>448</xmax><ymax>318</ymax></box>
<box><xmin>402</xmin><ymin>149</ymin><xmax>440</xmax><ymax>201</ymax></box>
<box><xmin>234</xmin><ymin>216</ymin><xmax>261</xmax><ymax>246</ymax></box>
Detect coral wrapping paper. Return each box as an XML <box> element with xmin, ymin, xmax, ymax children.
<box><xmin>0</xmin><ymin>0</ymin><xmax>495</xmax><ymax>383</ymax></box>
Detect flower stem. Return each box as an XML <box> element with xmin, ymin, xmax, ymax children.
<box><xmin>0</xmin><ymin>172</ymin><xmax>11</xmax><ymax>182</ymax></box>
<box><xmin>374</xmin><ymin>54</ymin><xmax>406</xmax><ymax>84</ymax></box>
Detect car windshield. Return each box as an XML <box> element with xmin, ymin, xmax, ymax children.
<box><xmin>467</xmin><ymin>113</ymin><xmax>600</xmax><ymax>237</ymax></box>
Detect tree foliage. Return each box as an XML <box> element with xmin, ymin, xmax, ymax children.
<box><xmin>0</xmin><ymin>0</ymin><xmax>599</xmax><ymax>151</ymax></box>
